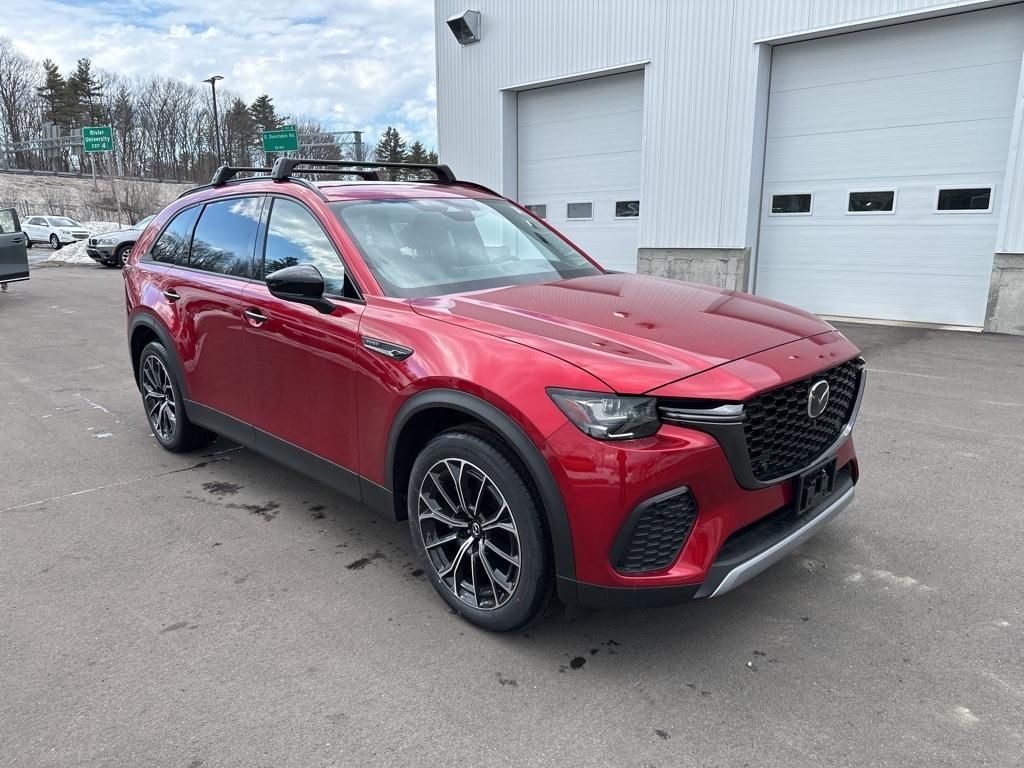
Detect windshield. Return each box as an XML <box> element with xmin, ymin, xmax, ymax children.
<box><xmin>49</xmin><ymin>217</ymin><xmax>80</xmax><ymax>228</ymax></box>
<box><xmin>133</xmin><ymin>215</ymin><xmax>155</xmax><ymax>229</ymax></box>
<box><xmin>331</xmin><ymin>198</ymin><xmax>601</xmax><ymax>298</ymax></box>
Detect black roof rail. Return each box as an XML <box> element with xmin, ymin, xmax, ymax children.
<box><xmin>270</xmin><ymin>158</ymin><xmax>457</xmax><ymax>183</ymax></box>
<box><xmin>211</xmin><ymin>165</ymin><xmax>271</xmax><ymax>186</ymax></box>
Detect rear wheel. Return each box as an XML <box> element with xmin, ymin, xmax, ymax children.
<box><xmin>137</xmin><ymin>341</ymin><xmax>215</xmax><ymax>452</ymax></box>
<box><xmin>408</xmin><ymin>430</ymin><xmax>554</xmax><ymax>631</ymax></box>
<box><xmin>49</xmin><ymin>234</ymin><xmax>60</xmax><ymax>250</ymax></box>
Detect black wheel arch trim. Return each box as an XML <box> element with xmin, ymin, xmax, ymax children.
<box><xmin>129</xmin><ymin>313</ymin><xmax>189</xmax><ymax>400</ymax></box>
<box><xmin>385</xmin><ymin>388</ymin><xmax>577</xmax><ymax>586</ymax></box>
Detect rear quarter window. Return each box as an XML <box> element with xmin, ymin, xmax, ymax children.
<box><xmin>148</xmin><ymin>207</ymin><xmax>200</xmax><ymax>266</ymax></box>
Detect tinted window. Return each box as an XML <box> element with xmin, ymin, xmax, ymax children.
<box><xmin>524</xmin><ymin>204</ymin><xmax>547</xmax><ymax>219</ymax></box>
<box><xmin>332</xmin><ymin>197</ymin><xmax>601</xmax><ymax>299</ymax></box>
<box><xmin>189</xmin><ymin>197</ymin><xmax>262</xmax><ymax>277</ymax></box>
<box><xmin>0</xmin><ymin>209</ymin><xmax>17</xmax><ymax>233</ymax></box>
<box><xmin>566</xmin><ymin>202</ymin><xmax>593</xmax><ymax>219</ymax></box>
<box><xmin>937</xmin><ymin>187</ymin><xmax>991</xmax><ymax>211</ymax></box>
<box><xmin>263</xmin><ymin>198</ymin><xmax>349</xmax><ymax>296</ymax></box>
<box><xmin>772</xmin><ymin>194</ymin><xmax>812</xmax><ymax>214</ymax></box>
<box><xmin>149</xmin><ymin>206</ymin><xmax>200</xmax><ymax>265</ymax></box>
<box><xmin>848</xmin><ymin>191</ymin><xmax>894</xmax><ymax>213</ymax></box>
<box><xmin>615</xmin><ymin>200</ymin><xmax>640</xmax><ymax>218</ymax></box>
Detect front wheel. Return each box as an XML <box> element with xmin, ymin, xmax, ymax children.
<box><xmin>408</xmin><ymin>430</ymin><xmax>554</xmax><ymax>631</ymax></box>
<box><xmin>49</xmin><ymin>234</ymin><xmax>60</xmax><ymax>250</ymax></box>
<box><xmin>24</xmin><ymin>237</ymin><xmax>32</xmax><ymax>249</ymax></box>
<box><xmin>137</xmin><ymin>341</ymin><xmax>215</xmax><ymax>452</ymax></box>
<box><xmin>110</xmin><ymin>244</ymin><xmax>130</xmax><ymax>268</ymax></box>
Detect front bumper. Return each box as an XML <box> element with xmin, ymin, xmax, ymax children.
<box><xmin>87</xmin><ymin>245</ymin><xmax>115</xmax><ymax>262</ymax></box>
<box><xmin>554</xmin><ymin>449</ymin><xmax>857</xmax><ymax>610</ymax></box>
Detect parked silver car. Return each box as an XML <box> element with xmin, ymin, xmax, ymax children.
<box><xmin>23</xmin><ymin>215</ymin><xmax>89</xmax><ymax>250</ymax></box>
<box><xmin>86</xmin><ymin>215</ymin><xmax>154</xmax><ymax>268</ymax></box>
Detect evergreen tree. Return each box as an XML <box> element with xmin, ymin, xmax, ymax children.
<box><xmin>222</xmin><ymin>97</ymin><xmax>258</xmax><ymax>166</ymax></box>
<box><xmin>426</xmin><ymin>149</ymin><xmax>438</xmax><ymax>164</ymax></box>
<box><xmin>67</xmin><ymin>58</ymin><xmax>103</xmax><ymax>125</ymax></box>
<box><xmin>248</xmin><ymin>94</ymin><xmax>282</xmax><ymax>132</ymax></box>
<box><xmin>37</xmin><ymin>59</ymin><xmax>73</xmax><ymax>127</ymax></box>
<box><xmin>374</xmin><ymin>126</ymin><xmax>407</xmax><ymax>179</ymax></box>
<box><xmin>405</xmin><ymin>140</ymin><xmax>429</xmax><ymax>165</ymax></box>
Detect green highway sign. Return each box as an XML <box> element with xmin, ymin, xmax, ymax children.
<box><xmin>262</xmin><ymin>125</ymin><xmax>299</xmax><ymax>152</ymax></box>
<box><xmin>83</xmin><ymin>125</ymin><xmax>113</xmax><ymax>153</ymax></box>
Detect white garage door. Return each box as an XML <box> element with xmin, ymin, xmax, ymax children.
<box><xmin>517</xmin><ymin>71</ymin><xmax>643</xmax><ymax>273</ymax></box>
<box><xmin>756</xmin><ymin>6</ymin><xmax>1024</xmax><ymax>327</ymax></box>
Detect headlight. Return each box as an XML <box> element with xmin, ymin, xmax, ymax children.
<box><xmin>97</xmin><ymin>237</ymin><xmax>117</xmax><ymax>244</ymax></box>
<box><xmin>547</xmin><ymin>389</ymin><xmax>660</xmax><ymax>440</ymax></box>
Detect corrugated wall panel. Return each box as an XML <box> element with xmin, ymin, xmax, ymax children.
<box><xmin>435</xmin><ymin>0</ymin><xmax>1010</xmax><ymax>251</ymax></box>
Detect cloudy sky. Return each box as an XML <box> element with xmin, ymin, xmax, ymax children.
<box><xmin>8</xmin><ymin>0</ymin><xmax>438</xmax><ymax>146</ymax></box>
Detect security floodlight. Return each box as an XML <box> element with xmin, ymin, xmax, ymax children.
<box><xmin>447</xmin><ymin>10</ymin><xmax>481</xmax><ymax>45</ymax></box>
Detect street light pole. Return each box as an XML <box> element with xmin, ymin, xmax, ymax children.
<box><xmin>203</xmin><ymin>75</ymin><xmax>224</xmax><ymax>165</ymax></box>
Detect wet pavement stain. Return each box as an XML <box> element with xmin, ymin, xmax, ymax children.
<box><xmin>160</xmin><ymin>621</ymin><xmax>199</xmax><ymax>633</ymax></box>
<box><xmin>346</xmin><ymin>551</ymin><xmax>385</xmax><ymax>570</ymax></box>
<box><xmin>569</xmin><ymin>656</ymin><xmax>586</xmax><ymax>670</ymax></box>
<box><xmin>226</xmin><ymin>501</ymin><xmax>280</xmax><ymax>522</ymax></box>
<box><xmin>202</xmin><ymin>481</ymin><xmax>243</xmax><ymax>497</ymax></box>
<box><xmin>654</xmin><ymin>729</ymin><xmax>670</xmax><ymax>740</ymax></box>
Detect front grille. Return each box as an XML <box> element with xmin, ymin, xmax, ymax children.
<box><xmin>743</xmin><ymin>360</ymin><xmax>861</xmax><ymax>482</ymax></box>
<box><xmin>614</xmin><ymin>489</ymin><xmax>697</xmax><ymax>574</ymax></box>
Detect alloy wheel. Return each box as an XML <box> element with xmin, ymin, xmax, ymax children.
<box><xmin>141</xmin><ymin>354</ymin><xmax>177</xmax><ymax>441</ymax></box>
<box><xmin>417</xmin><ymin>458</ymin><xmax>521</xmax><ymax>610</ymax></box>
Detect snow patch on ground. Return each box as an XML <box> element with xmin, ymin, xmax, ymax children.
<box><xmin>40</xmin><ymin>221</ymin><xmax>122</xmax><ymax>265</ymax></box>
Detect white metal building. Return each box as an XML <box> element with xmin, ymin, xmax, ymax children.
<box><xmin>434</xmin><ymin>0</ymin><xmax>1024</xmax><ymax>333</ymax></box>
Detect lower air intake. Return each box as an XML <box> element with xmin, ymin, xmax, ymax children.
<box><xmin>614</xmin><ymin>489</ymin><xmax>697</xmax><ymax>574</ymax></box>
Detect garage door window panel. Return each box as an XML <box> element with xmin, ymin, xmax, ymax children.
<box><xmin>934</xmin><ymin>187</ymin><xmax>993</xmax><ymax>213</ymax></box>
<box><xmin>847</xmin><ymin>190</ymin><xmax>896</xmax><ymax>214</ymax></box>
<box><xmin>566</xmin><ymin>202</ymin><xmax>593</xmax><ymax>220</ymax></box>
<box><xmin>524</xmin><ymin>204</ymin><xmax>547</xmax><ymax>219</ymax></box>
<box><xmin>770</xmin><ymin>193</ymin><xmax>813</xmax><ymax>215</ymax></box>
<box><xmin>615</xmin><ymin>200</ymin><xmax>640</xmax><ymax>218</ymax></box>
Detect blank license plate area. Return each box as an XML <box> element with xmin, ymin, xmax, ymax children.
<box><xmin>794</xmin><ymin>458</ymin><xmax>837</xmax><ymax>516</ymax></box>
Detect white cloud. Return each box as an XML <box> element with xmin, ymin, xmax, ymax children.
<box><xmin>8</xmin><ymin>0</ymin><xmax>438</xmax><ymax>146</ymax></box>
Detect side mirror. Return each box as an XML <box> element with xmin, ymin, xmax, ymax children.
<box><xmin>266</xmin><ymin>264</ymin><xmax>335</xmax><ymax>314</ymax></box>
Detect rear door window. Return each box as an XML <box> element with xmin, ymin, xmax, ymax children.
<box><xmin>148</xmin><ymin>206</ymin><xmax>200</xmax><ymax>265</ymax></box>
<box><xmin>189</xmin><ymin>197</ymin><xmax>263</xmax><ymax>278</ymax></box>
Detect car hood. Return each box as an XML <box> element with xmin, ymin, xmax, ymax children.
<box><xmin>93</xmin><ymin>228</ymin><xmax>135</xmax><ymax>239</ymax></box>
<box><xmin>410</xmin><ymin>273</ymin><xmax>836</xmax><ymax>393</ymax></box>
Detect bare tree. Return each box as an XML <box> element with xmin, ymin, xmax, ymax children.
<box><xmin>0</xmin><ymin>38</ymin><xmax>41</xmax><ymax>168</ymax></box>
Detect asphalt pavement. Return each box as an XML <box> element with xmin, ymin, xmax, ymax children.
<box><xmin>1</xmin><ymin>265</ymin><xmax>1021</xmax><ymax>767</ymax></box>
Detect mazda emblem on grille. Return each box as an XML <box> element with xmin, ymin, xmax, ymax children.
<box><xmin>807</xmin><ymin>380</ymin><xmax>830</xmax><ymax>418</ymax></box>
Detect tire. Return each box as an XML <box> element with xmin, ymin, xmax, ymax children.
<box><xmin>49</xmin><ymin>234</ymin><xmax>60</xmax><ymax>250</ymax></box>
<box><xmin>408</xmin><ymin>429</ymin><xmax>554</xmax><ymax>632</ymax></box>
<box><xmin>137</xmin><ymin>341</ymin><xmax>215</xmax><ymax>453</ymax></box>
<box><xmin>110</xmin><ymin>244</ymin><xmax>130</xmax><ymax>268</ymax></box>
<box><xmin>24</xmin><ymin>237</ymin><xmax>31</xmax><ymax>249</ymax></box>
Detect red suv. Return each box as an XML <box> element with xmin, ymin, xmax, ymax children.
<box><xmin>124</xmin><ymin>160</ymin><xmax>864</xmax><ymax>631</ymax></box>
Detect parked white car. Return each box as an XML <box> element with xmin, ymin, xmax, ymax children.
<box><xmin>23</xmin><ymin>215</ymin><xmax>90</xmax><ymax>250</ymax></box>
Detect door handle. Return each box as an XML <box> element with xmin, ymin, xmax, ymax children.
<box><xmin>243</xmin><ymin>308</ymin><xmax>268</xmax><ymax>326</ymax></box>
<box><xmin>162</xmin><ymin>289</ymin><xmax>180</xmax><ymax>302</ymax></box>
